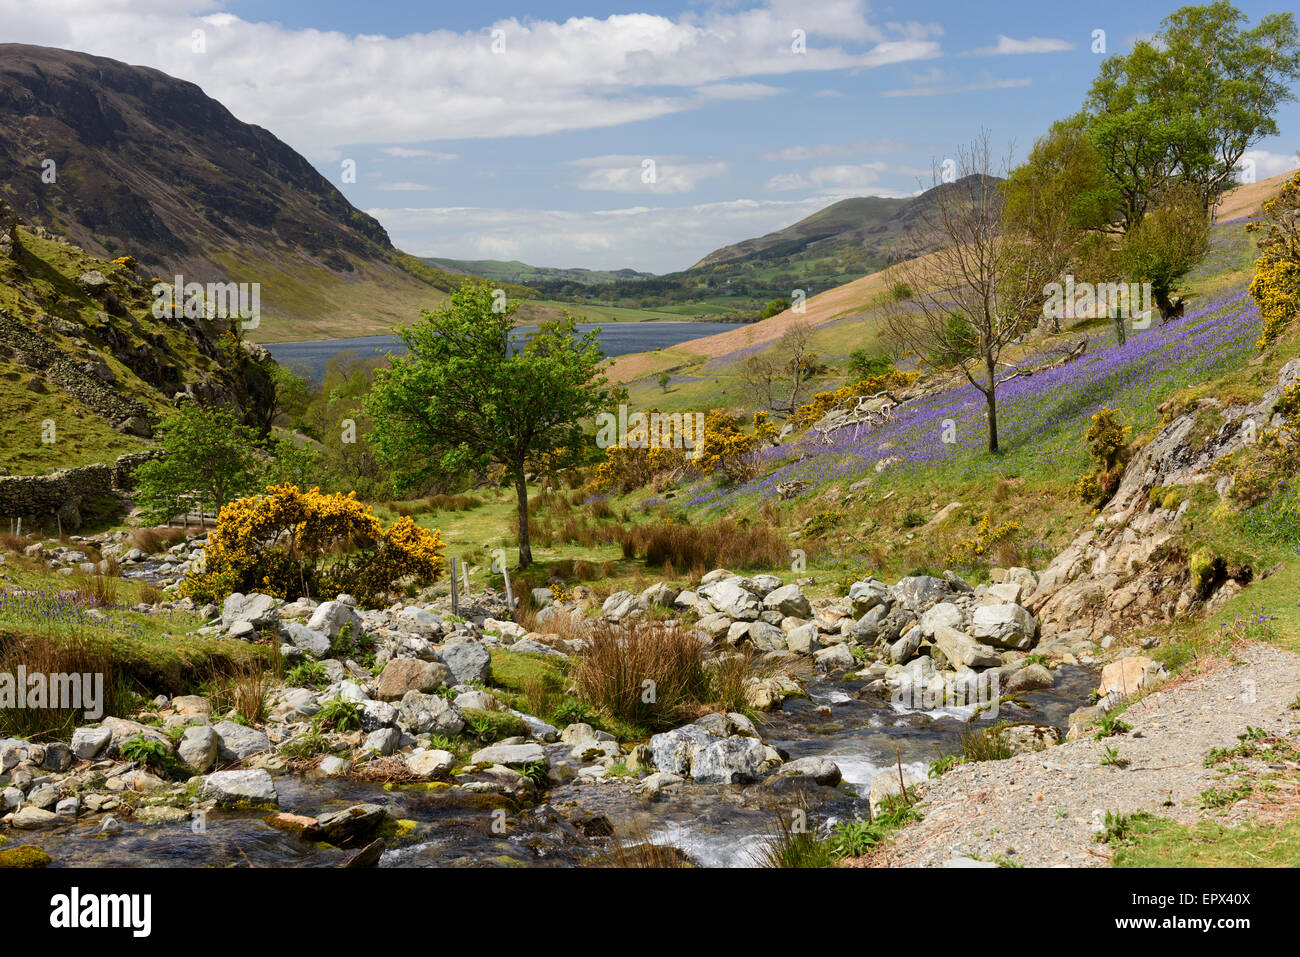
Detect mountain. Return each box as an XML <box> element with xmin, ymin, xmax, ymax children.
<box><xmin>691</xmin><ymin>175</ymin><xmax>1003</xmax><ymax>271</ymax></box>
<box><xmin>0</xmin><ymin>44</ymin><xmax>466</xmax><ymax>341</ymax></box>
<box><xmin>423</xmin><ymin>257</ymin><xmax>653</xmax><ymax>286</ymax></box>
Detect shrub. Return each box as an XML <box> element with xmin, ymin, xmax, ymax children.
<box><xmin>693</xmin><ymin>410</ymin><xmax>777</xmax><ymax>484</ymax></box>
<box><xmin>946</xmin><ymin>512</ymin><xmax>1022</xmax><ymax>569</ymax></box>
<box><xmin>180</xmin><ymin>484</ymin><xmax>444</xmax><ymax>606</ymax></box>
<box><xmin>571</xmin><ymin>621</ymin><xmax>710</xmax><ymax>732</ymax></box>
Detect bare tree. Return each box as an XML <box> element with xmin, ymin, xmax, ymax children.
<box><xmin>739</xmin><ymin>321</ymin><xmax>824</xmax><ymax>413</ymax></box>
<box><xmin>884</xmin><ymin>132</ymin><xmax>1049</xmax><ymax>454</ymax></box>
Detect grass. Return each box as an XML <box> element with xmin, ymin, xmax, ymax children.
<box><xmin>1109</xmin><ymin>811</ymin><xmax>1300</xmax><ymax>867</ymax></box>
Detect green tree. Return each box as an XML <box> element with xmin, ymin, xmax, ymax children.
<box><xmin>365</xmin><ymin>282</ymin><xmax>615</xmax><ymax>567</ymax></box>
<box><xmin>132</xmin><ymin>405</ymin><xmax>263</xmax><ymax>524</ymax></box>
<box><xmin>1001</xmin><ymin>116</ymin><xmax>1118</xmax><ymax>331</ymax></box>
<box><xmin>846</xmin><ymin>349</ymin><xmax>894</xmax><ymax>383</ymax></box>
<box><xmin>1115</xmin><ymin>184</ymin><xmax>1211</xmax><ymax>320</ymax></box>
<box><xmin>657</xmin><ymin>371</ymin><xmax>671</xmax><ymax>392</ymax></box>
<box><xmin>260</xmin><ymin>363</ymin><xmax>312</xmax><ymax>434</ymax></box>
<box><xmin>1084</xmin><ymin>2</ymin><xmax>1300</xmax><ymax>229</ymax></box>
<box><xmin>762</xmin><ymin>297</ymin><xmax>791</xmax><ymax>319</ymax></box>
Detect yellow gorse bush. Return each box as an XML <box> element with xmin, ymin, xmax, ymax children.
<box><xmin>792</xmin><ymin>370</ymin><xmax>919</xmax><ymax>428</ymax></box>
<box><xmin>1246</xmin><ymin>170</ymin><xmax>1300</xmax><ymax>350</ymax></box>
<box><xmin>181</xmin><ymin>484</ymin><xmax>444</xmax><ymax>606</ymax></box>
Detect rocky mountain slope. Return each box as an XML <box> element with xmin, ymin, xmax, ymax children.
<box><xmin>0</xmin><ymin>196</ymin><xmax>274</xmax><ymax>478</ymax></box>
<box><xmin>0</xmin><ymin>44</ymin><xmax>462</xmax><ymax>339</ymax></box>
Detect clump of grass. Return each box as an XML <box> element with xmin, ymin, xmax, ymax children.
<box><xmin>0</xmin><ymin>631</ymin><xmax>129</xmax><ymax>740</ymax></box>
<box><xmin>616</xmin><ymin>519</ymin><xmax>786</xmax><ymax>571</ymax></box>
<box><xmin>958</xmin><ymin>720</ymin><xmax>1015</xmax><ymax>763</ymax></box>
<box><xmin>286</xmin><ymin>660</ymin><xmax>329</xmax><ymax>690</ymax></box>
<box><xmin>126</xmin><ymin>526</ymin><xmax>187</xmax><ymax>555</ymax></box>
<box><xmin>571</xmin><ymin>621</ymin><xmax>710</xmax><ymax>732</ymax></box>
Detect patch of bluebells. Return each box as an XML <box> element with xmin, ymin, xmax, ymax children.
<box><xmin>687</xmin><ymin>284</ymin><xmax>1263</xmax><ymax>515</ymax></box>
<box><xmin>0</xmin><ymin>587</ymin><xmax>165</xmax><ymax>640</ymax></box>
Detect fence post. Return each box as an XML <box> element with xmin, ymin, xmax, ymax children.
<box><xmin>461</xmin><ymin>557</ymin><xmax>470</xmax><ymax>596</ymax></box>
<box><xmin>501</xmin><ymin>563</ymin><xmax>515</xmax><ymax>617</ymax></box>
<box><xmin>449</xmin><ymin>556</ymin><xmax>459</xmax><ymax>618</ymax></box>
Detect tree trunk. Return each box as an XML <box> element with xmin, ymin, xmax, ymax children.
<box><xmin>514</xmin><ymin>472</ymin><xmax>532</xmax><ymax>568</ymax></box>
<box><xmin>1113</xmin><ymin>315</ymin><xmax>1127</xmax><ymax>346</ymax></box>
<box><xmin>984</xmin><ymin>353</ymin><xmax>999</xmax><ymax>454</ymax></box>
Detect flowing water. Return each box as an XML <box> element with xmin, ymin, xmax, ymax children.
<box><xmin>23</xmin><ymin>667</ymin><xmax>1095</xmax><ymax>868</ymax></box>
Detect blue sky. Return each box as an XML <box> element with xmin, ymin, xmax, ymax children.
<box><xmin>4</xmin><ymin>0</ymin><xmax>1298</xmax><ymax>271</ymax></box>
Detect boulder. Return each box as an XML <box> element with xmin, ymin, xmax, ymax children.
<box><xmin>813</xmin><ymin>643</ymin><xmax>856</xmax><ymax>672</ymax></box>
<box><xmin>763</xmin><ymin>584</ymin><xmax>812</xmax><ymax>618</ymax></box>
<box><xmin>70</xmin><ymin>725</ymin><xmax>112</xmax><ymax>761</ymax></box>
<box><xmin>436</xmin><ymin>637</ymin><xmax>492</xmax><ymax>685</ymax></box>
<box><xmin>316</xmin><ymin>804</ymin><xmax>387</xmax><ymax>846</ymax></box>
<box><xmin>221</xmin><ymin>592</ymin><xmax>279</xmax><ymax>630</ymax></box>
<box><xmin>869</xmin><ymin>766</ymin><xmax>924</xmax><ymax>815</ymax></box>
<box><xmin>892</xmin><ymin>576</ymin><xmax>951</xmax><ymax>613</ymax></box>
<box><xmin>849</xmin><ymin>579</ymin><xmax>891</xmax><ymax>617</ymax></box>
<box><xmin>374</xmin><ymin>658</ymin><xmax>448</xmax><ymax>700</ymax></box>
<box><xmin>691</xmin><ymin>736</ymin><xmax>781</xmax><ymax>784</ymax></box>
<box><xmin>177</xmin><ymin>725</ymin><xmax>219</xmax><ymax>773</ymax></box>
<box><xmin>1003</xmin><ymin>663</ymin><xmax>1054</xmax><ymax>693</ymax></box>
<box><xmin>200</xmin><ymin>769</ymin><xmax>278</xmax><ymax>806</ymax></box>
<box><xmin>698</xmin><ymin>578</ymin><xmax>762</xmax><ymax>621</ymax></box>
<box><xmin>931</xmin><ymin>624</ymin><xmax>1001</xmax><ymax>669</ymax></box>
<box><xmin>775</xmin><ymin>756</ymin><xmax>842</xmax><ymax>786</ymax></box>
<box><xmin>920</xmin><ymin>602</ymin><xmax>964</xmax><ymax>637</ymax></box>
<box><xmin>407</xmin><ymin>748</ymin><xmax>456</xmax><ymax>776</ymax></box>
<box><xmin>307</xmin><ymin>600</ymin><xmax>364</xmax><ymax>641</ymax></box>
<box><xmin>282</xmin><ymin>623</ymin><xmax>331</xmax><ymax>657</ymax></box>
<box><xmin>785</xmin><ymin>622</ymin><xmax>820</xmax><ymax>655</ymax></box>
<box><xmin>397</xmin><ymin>691</ymin><xmax>466</xmax><ymax>735</ymax></box>
<box><xmin>649</xmin><ymin>724</ymin><xmax>715</xmax><ymax>776</ymax></box>
<box><xmin>970</xmin><ymin>604</ymin><xmax>1037</xmax><ymax>650</ymax></box>
<box><xmin>993</xmin><ymin>722</ymin><xmax>1063</xmax><ymax>755</ymax></box>
<box><xmin>602</xmin><ymin>591</ymin><xmax>641</xmax><ymax>620</ymax></box>
<box><xmin>213</xmin><ymin>720</ymin><xmax>270</xmax><ymax>761</ymax></box>
<box><xmin>471</xmin><ymin>742</ymin><xmax>547</xmax><ymax>766</ymax></box>
<box><xmin>1098</xmin><ymin>656</ymin><xmax>1167</xmax><ymax>705</ymax></box>
<box><xmin>889</xmin><ymin>625</ymin><xmax>923</xmax><ymax>664</ymax></box>
<box><xmin>639</xmin><ymin>582</ymin><xmax>679</xmax><ymax>609</ymax></box>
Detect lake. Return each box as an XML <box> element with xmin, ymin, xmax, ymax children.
<box><xmin>264</xmin><ymin>321</ymin><xmax>739</xmax><ymax>381</ymax></box>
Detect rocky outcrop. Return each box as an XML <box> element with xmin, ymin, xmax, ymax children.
<box><xmin>1030</xmin><ymin>358</ymin><xmax>1300</xmax><ymax>644</ymax></box>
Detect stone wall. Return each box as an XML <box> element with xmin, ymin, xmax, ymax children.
<box><xmin>0</xmin><ymin>451</ymin><xmax>156</xmax><ymax>524</ymax></box>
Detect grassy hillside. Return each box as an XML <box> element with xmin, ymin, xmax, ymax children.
<box><xmin>0</xmin><ymin>207</ymin><xmax>273</xmax><ymax>476</ymax></box>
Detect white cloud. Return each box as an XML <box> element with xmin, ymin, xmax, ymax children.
<box><xmin>370</xmin><ymin>196</ymin><xmax>883</xmax><ymax>273</ymax></box>
<box><xmin>883</xmin><ymin>76</ymin><xmax>1031</xmax><ymax>97</ymax></box>
<box><xmin>760</xmin><ymin>139</ymin><xmax>905</xmax><ymax>161</ymax></box>
<box><xmin>0</xmin><ymin>0</ymin><xmax>942</xmax><ymax>156</ymax></box>
<box><xmin>764</xmin><ymin>161</ymin><xmax>889</xmax><ymax>192</ymax></box>
<box><xmin>969</xmin><ymin>35</ymin><xmax>1073</xmax><ymax>55</ymax></box>
<box><xmin>382</xmin><ymin>147</ymin><xmax>458</xmax><ymax>160</ymax></box>
<box><xmin>1240</xmin><ymin>149</ymin><xmax>1300</xmax><ymax>181</ymax></box>
<box><xmin>568</xmin><ymin>155</ymin><xmax>729</xmax><ymax>194</ymax></box>
<box><xmin>376</xmin><ymin>181</ymin><xmax>437</xmax><ymax>191</ymax></box>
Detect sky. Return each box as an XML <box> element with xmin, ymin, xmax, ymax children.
<box><xmin>2</xmin><ymin>0</ymin><xmax>1298</xmax><ymax>273</ymax></box>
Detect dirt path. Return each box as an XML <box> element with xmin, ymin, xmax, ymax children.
<box><xmin>870</xmin><ymin>641</ymin><xmax>1300</xmax><ymax>867</ymax></box>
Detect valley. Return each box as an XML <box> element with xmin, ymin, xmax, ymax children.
<box><xmin>1</xmin><ymin>0</ymin><xmax>1299</xmax><ymax>885</ymax></box>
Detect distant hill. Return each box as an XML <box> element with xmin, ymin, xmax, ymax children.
<box><xmin>473</xmin><ymin>177</ymin><xmax>999</xmax><ymax>319</ymax></box>
<box><xmin>0</xmin><ymin>44</ymin><xmax>474</xmax><ymax>340</ymax></box>
<box><xmin>424</xmin><ymin>257</ymin><xmax>653</xmax><ymax>285</ymax></box>
<box><xmin>691</xmin><ymin>176</ymin><xmax>1002</xmax><ymax>271</ymax></box>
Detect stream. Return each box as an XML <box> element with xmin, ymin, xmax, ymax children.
<box><xmin>23</xmin><ymin>667</ymin><xmax>1095</xmax><ymax>868</ymax></box>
